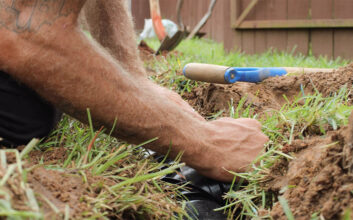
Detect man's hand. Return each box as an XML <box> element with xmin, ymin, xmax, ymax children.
<box><xmin>148</xmin><ymin>85</ymin><xmax>268</xmax><ymax>182</ymax></box>
<box><xmin>190</xmin><ymin>117</ymin><xmax>268</xmax><ymax>182</ymax></box>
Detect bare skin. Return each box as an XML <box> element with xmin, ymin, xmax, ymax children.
<box><xmin>0</xmin><ymin>0</ymin><xmax>268</xmax><ymax>182</ymax></box>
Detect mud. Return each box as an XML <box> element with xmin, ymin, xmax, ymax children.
<box><xmin>183</xmin><ymin>63</ymin><xmax>353</xmax><ymax>117</ymax></box>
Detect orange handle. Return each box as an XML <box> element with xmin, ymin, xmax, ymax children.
<box><xmin>149</xmin><ymin>0</ymin><xmax>166</xmax><ymax>41</ymax></box>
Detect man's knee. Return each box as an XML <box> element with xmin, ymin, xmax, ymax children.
<box><xmin>0</xmin><ymin>71</ymin><xmax>61</xmax><ymax>147</ymax></box>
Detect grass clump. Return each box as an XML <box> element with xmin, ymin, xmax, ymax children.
<box><xmin>0</xmin><ymin>115</ymin><xmax>189</xmax><ymax>219</ymax></box>
<box><xmin>219</xmin><ymin>86</ymin><xmax>353</xmax><ymax>219</ymax></box>
<box><xmin>144</xmin><ymin>38</ymin><xmax>351</xmax><ymax>219</ymax></box>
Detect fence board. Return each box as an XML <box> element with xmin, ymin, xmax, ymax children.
<box><xmin>311</xmin><ymin>0</ymin><xmax>333</xmax><ymax>19</ymax></box>
<box><xmin>334</xmin><ymin>30</ymin><xmax>353</xmax><ymax>59</ymax></box>
<box><xmin>287</xmin><ymin>31</ymin><xmax>308</xmax><ymax>54</ymax></box>
<box><xmin>253</xmin><ymin>0</ymin><xmax>267</xmax><ymax>53</ymax></box>
<box><xmin>242</xmin><ymin>31</ymin><xmax>256</xmax><ymax>53</ymax></box>
<box><xmin>333</xmin><ymin>0</ymin><xmax>353</xmax><ymax>59</ymax></box>
<box><xmin>131</xmin><ymin>0</ymin><xmax>353</xmax><ymax>59</ymax></box>
<box><xmin>311</xmin><ymin>0</ymin><xmax>334</xmax><ymax>58</ymax></box>
<box><xmin>131</xmin><ymin>0</ymin><xmax>150</xmax><ymax>30</ymax></box>
<box><xmin>286</xmin><ymin>0</ymin><xmax>309</xmax><ymax>54</ymax></box>
<box><xmin>240</xmin><ymin>0</ymin><xmax>256</xmax><ymax>53</ymax></box>
<box><xmin>334</xmin><ymin>0</ymin><xmax>353</xmax><ymax>19</ymax></box>
<box><xmin>254</xmin><ymin>30</ymin><xmax>268</xmax><ymax>53</ymax></box>
<box><xmin>228</xmin><ymin>0</ymin><xmax>242</xmax><ymax>51</ymax></box>
<box><xmin>266</xmin><ymin>0</ymin><xmax>287</xmax><ymax>51</ymax></box>
<box><xmin>312</xmin><ymin>30</ymin><xmax>334</xmax><ymax>58</ymax></box>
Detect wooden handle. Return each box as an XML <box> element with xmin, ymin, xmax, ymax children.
<box><xmin>149</xmin><ymin>0</ymin><xmax>166</xmax><ymax>41</ymax></box>
<box><xmin>283</xmin><ymin>67</ymin><xmax>334</xmax><ymax>74</ymax></box>
<box><xmin>183</xmin><ymin>63</ymin><xmax>229</xmax><ymax>84</ymax></box>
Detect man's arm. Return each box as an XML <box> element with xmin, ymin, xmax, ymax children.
<box><xmin>81</xmin><ymin>0</ymin><xmax>145</xmax><ymax>77</ymax></box>
<box><xmin>0</xmin><ymin>0</ymin><xmax>268</xmax><ymax>182</ymax></box>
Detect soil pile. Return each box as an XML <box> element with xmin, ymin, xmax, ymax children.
<box><xmin>182</xmin><ymin>63</ymin><xmax>353</xmax><ymax>218</ymax></box>
<box><xmin>265</xmin><ymin>114</ymin><xmax>353</xmax><ymax>219</ymax></box>
<box><xmin>0</xmin><ymin>153</ymin><xmax>99</xmax><ymax>218</ymax></box>
<box><xmin>183</xmin><ymin>63</ymin><xmax>353</xmax><ymax>117</ymax></box>
<box><xmin>1</xmin><ymin>147</ymin><xmax>182</xmax><ymax>219</ymax></box>
<box><xmin>138</xmin><ymin>40</ymin><xmax>156</xmax><ymax>62</ymax></box>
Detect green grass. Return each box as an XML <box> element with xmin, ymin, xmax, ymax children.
<box><xmin>145</xmin><ymin>38</ymin><xmax>348</xmax><ymax>93</ymax></box>
<box><xmin>217</xmin><ymin>86</ymin><xmax>353</xmax><ymax>219</ymax></box>
<box><xmin>0</xmin><ymin>114</ymin><xmax>189</xmax><ymax>219</ymax></box>
<box><xmin>1</xmin><ymin>37</ymin><xmax>350</xmax><ymax>219</ymax></box>
<box><xmin>144</xmin><ymin>38</ymin><xmax>351</xmax><ymax>219</ymax></box>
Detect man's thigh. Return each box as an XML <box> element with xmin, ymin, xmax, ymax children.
<box><xmin>0</xmin><ymin>71</ymin><xmax>61</xmax><ymax>147</ymax></box>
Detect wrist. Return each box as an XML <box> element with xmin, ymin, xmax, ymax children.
<box><xmin>175</xmin><ymin>120</ymin><xmax>215</xmax><ymax>171</ymax></box>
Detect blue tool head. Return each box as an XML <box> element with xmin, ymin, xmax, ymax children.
<box><xmin>229</xmin><ymin>67</ymin><xmax>287</xmax><ymax>83</ymax></box>
<box><xmin>224</xmin><ymin>68</ymin><xmax>238</xmax><ymax>84</ymax></box>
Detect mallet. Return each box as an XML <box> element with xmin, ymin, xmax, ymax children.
<box><xmin>183</xmin><ymin>63</ymin><xmax>334</xmax><ymax>84</ymax></box>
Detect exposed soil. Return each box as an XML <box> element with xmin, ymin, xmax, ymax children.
<box><xmin>0</xmin><ymin>151</ymin><xmax>102</xmax><ymax>219</ymax></box>
<box><xmin>181</xmin><ymin>63</ymin><xmax>353</xmax><ymax>219</ymax></box>
<box><xmin>264</xmin><ymin>119</ymin><xmax>353</xmax><ymax>219</ymax></box>
<box><xmin>28</xmin><ymin>167</ymin><xmax>93</xmax><ymax>219</ymax></box>
<box><xmin>1</xmin><ymin>148</ymin><xmax>181</xmax><ymax>219</ymax></box>
<box><xmin>183</xmin><ymin>63</ymin><xmax>353</xmax><ymax>117</ymax></box>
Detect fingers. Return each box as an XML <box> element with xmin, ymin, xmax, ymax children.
<box><xmin>212</xmin><ymin>117</ymin><xmax>263</xmax><ymax>130</ymax></box>
<box><xmin>235</xmin><ymin>118</ymin><xmax>262</xmax><ymax>130</ymax></box>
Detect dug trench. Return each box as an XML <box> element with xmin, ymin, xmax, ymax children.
<box><xmin>183</xmin><ymin>63</ymin><xmax>353</xmax><ymax>118</ymax></box>
<box><xmin>181</xmin><ymin>63</ymin><xmax>353</xmax><ymax>219</ymax></box>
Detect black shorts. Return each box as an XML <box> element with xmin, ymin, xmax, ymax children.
<box><xmin>0</xmin><ymin>71</ymin><xmax>61</xmax><ymax>147</ymax></box>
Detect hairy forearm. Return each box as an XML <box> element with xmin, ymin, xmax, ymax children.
<box><xmin>0</xmin><ymin>24</ymin><xmax>204</xmax><ymax>165</ymax></box>
<box><xmin>82</xmin><ymin>0</ymin><xmax>146</xmax><ymax>77</ymax></box>
<box><xmin>0</xmin><ymin>0</ymin><xmax>269</xmax><ymax>182</ymax></box>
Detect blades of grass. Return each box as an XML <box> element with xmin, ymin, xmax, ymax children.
<box><xmin>93</xmin><ymin>150</ymin><xmax>130</xmax><ymax>175</ymax></box>
<box><xmin>39</xmin><ymin>194</ymin><xmax>60</xmax><ymax>214</ymax></box>
<box><xmin>278</xmin><ymin>196</ymin><xmax>295</xmax><ymax>220</ymax></box>
<box><xmin>229</xmin><ymin>98</ymin><xmax>235</xmax><ymax>118</ymax></box>
<box><xmin>288</xmin><ymin>121</ymin><xmax>295</xmax><ymax>145</ymax></box>
<box><xmin>64</xmin><ymin>205</ymin><xmax>70</xmax><ymax>220</ymax></box>
<box><xmin>274</xmin><ymin>151</ymin><xmax>294</xmax><ymax>160</ymax></box>
<box><xmin>63</xmin><ymin>144</ymin><xmax>79</xmax><ymax>168</ymax></box>
<box><xmin>86</xmin><ymin>108</ymin><xmax>94</xmax><ymax>138</ymax></box>
<box><xmin>81</xmin><ymin>151</ymin><xmax>105</xmax><ymax>169</ymax></box>
<box><xmin>108</xmin><ymin>118</ymin><xmax>118</xmax><ymax>137</ymax></box>
<box><xmin>0</xmin><ymin>210</ymin><xmax>42</xmax><ymax>218</ymax></box>
<box><xmin>207</xmin><ymin>110</ymin><xmax>224</xmax><ymax>120</ymax></box>
<box><xmin>235</xmin><ymin>96</ymin><xmax>247</xmax><ymax>119</ymax></box>
<box><xmin>20</xmin><ymin>139</ymin><xmax>40</xmax><ymax>159</ymax></box>
<box><xmin>0</xmin><ymin>164</ymin><xmax>17</xmax><ymax>186</ymax></box>
<box><xmin>111</xmin><ymin>163</ymin><xmax>184</xmax><ymax>190</ymax></box>
<box><xmin>83</xmin><ymin>126</ymin><xmax>104</xmax><ymax>165</ymax></box>
<box><xmin>0</xmin><ymin>151</ymin><xmax>6</xmax><ymax>169</ymax></box>
<box><xmin>25</xmin><ymin>188</ymin><xmax>39</xmax><ymax>212</ymax></box>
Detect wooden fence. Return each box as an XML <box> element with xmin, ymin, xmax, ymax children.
<box><xmin>131</xmin><ymin>0</ymin><xmax>353</xmax><ymax>60</ymax></box>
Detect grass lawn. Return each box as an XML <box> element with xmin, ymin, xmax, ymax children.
<box><xmin>0</xmin><ymin>38</ymin><xmax>350</xmax><ymax>219</ymax></box>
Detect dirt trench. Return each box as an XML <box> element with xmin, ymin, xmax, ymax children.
<box><xmin>183</xmin><ymin>63</ymin><xmax>353</xmax><ymax>117</ymax></box>
<box><xmin>265</xmin><ymin>125</ymin><xmax>353</xmax><ymax>219</ymax></box>
<box><xmin>182</xmin><ymin>63</ymin><xmax>353</xmax><ymax>219</ymax></box>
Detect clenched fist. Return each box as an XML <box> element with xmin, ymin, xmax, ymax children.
<box><xmin>186</xmin><ymin>117</ymin><xmax>268</xmax><ymax>182</ymax></box>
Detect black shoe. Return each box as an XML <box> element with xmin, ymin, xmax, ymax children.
<box><xmin>153</xmin><ymin>154</ymin><xmax>230</xmax><ymax>220</ymax></box>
